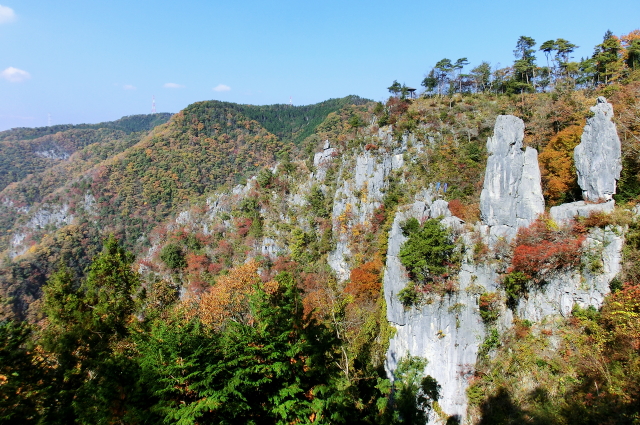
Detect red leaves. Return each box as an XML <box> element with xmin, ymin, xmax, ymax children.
<box><xmin>509</xmin><ymin>218</ymin><xmax>585</xmax><ymax>279</ymax></box>
<box><xmin>235</xmin><ymin>217</ymin><xmax>253</xmax><ymax>237</ymax></box>
<box><xmin>448</xmin><ymin>199</ymin><xmax>466</xmax><ymax>219</ymax></box>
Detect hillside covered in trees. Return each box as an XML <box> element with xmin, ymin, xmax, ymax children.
<box><xmin>1</xmin><ymin>29</ymin><xmax>640</xmax><ymax>424</ymax></box>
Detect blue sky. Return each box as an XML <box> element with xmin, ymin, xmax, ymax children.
<box><xmin>0</xmin><ymin>0</ymin><xmax>638</xmax><ymax>131</ymax></box>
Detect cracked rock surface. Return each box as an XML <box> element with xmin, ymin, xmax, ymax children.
<box><xmin>574</xmin><ymin>97</ymin><xmax>622</xmax><ymax>202</ymax></box>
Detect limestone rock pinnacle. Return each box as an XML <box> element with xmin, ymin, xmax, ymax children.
<box><xmin>574</xmin><ymin>97</ymin><xmax>622</xmax><ymax>202</ymax></box>
<box><xmin>480</xmin><ymin>115</ymin><xmax>544</xmax><ymax>238</ymax></box>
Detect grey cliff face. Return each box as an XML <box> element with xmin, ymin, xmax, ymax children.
<box><xmin>480</xmin><ymin>115</ymin><xmax>544</xmax><ymax>240</ymax></box>
<box><xmin>384</xmin><ymin>199</ymin><xmax>491</xmax><ymax>421</ymax></box>
<box><xmin>574</xmin><ymin>97</ymin><xmax>622</xmax><ymax>202</ymax></box>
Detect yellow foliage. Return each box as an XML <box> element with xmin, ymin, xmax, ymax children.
<box><xmin>539</xmin><ymin>125</ymin><xmax>582</xmax><ymax>206</ymax></box>
<box><xmin>189</xmin><ymin>260</ymin><xmax>261</xmax><ymax>330</ymax></box>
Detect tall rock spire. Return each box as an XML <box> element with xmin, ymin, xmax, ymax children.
<box><xmin>480</xmin><ymin>115</ymin><xmax>544</xmax><ymax>240</ymax></box>
<box><xmin>574</xmin><ymin>96</ymin><xmax>622</xmax><ymax>202</ymax></box>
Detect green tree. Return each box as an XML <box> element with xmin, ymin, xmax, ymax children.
<box><xmin>625</xmin><ymin>38</ymin><xmax>640</xmax><ymax>71</ymax></box>
<box><xmin>40</xmin><ymin>236</ymin><xmax>147</xmax><ymax>424</ymax></box>
<box><xmin>421</xmin><ymin>69</ymin><xmax>438</xmax><ymax>95</ymax></box>
<box><xmin>257</xmin><ymin>168</ymin><xmax>274</xmax><ymax>188</ymax></box>
<box><xmin>470</xmin><ymin>62</ymin><xmax>492</xmax><ymax>92</ymax></box>
<box><xmin>139</xmin><ymin>272</ymin><xmax>354</xmax><ymax>424</ymax></box>
<box><xmin>160</xmin><ymin>243</ymin><xmax>187</xmax><ymax>270</ymax></box>
<box><xmin>512</xmin><ymin>36</ymin><xmax>537</xmax><ymax>92</ymax></box>
<box><xmin>379</xmin><ymin>356</ymin><xmax>440</xmax><ymax>424</ymax></box>
<box><xmin>348</xmin><ymin>114</ymin><xmax>367</xmax><ymax>137</ymax></box>
<box><xmin>0</xmin><ymin>319</ymin><xmax>46</xmax><ymax>422</ymax></box>
<box><xmin>388</xmin><ymin>80</ymin><xmax>402</xmax><ymax>97</ymax></box>
<box><xmin>434</xmin><ymin>58</ymin><xmax>454</xmax><ymax>96</ymax></box>
<box><xmin>307</xmin><ymin>185</ymin><xmax>330</xmax><ymax>218</ymax></box>
<box><xmin>399</xmin><ymin>218</ymin><xmax>457</xmax><ymax>285</ymax></box>
<box><xmin>540</xmin><ymin>39</ymin><xmax>557</xmax><ymax>70</ymax></box>
<box><xmin>453</xmin><ymin>57</ymin><xmax>469</xmax><ymax>92</ymax></box>
<box><xmin>593</xmin><ymin>30</ymin><xmax>623</xmax><ymax>84</ymax></box>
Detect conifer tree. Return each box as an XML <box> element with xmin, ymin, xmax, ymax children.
<box><xmin>40</xmin><ymin>236</ymin><xmax>145</xmax><ymax>424</ymax></box>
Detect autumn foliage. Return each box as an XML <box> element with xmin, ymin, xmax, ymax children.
<box><xmin>509</xmin><ymin>218</ymin><xmax>585</xmax><ymax>280</ymax></box>
<box><xmin>539</xmin><ymin>125</ymin><xmax>582</xmax><ymax>206</ymax></box>
<box><xmin>345</xmin><ymin>256</ymin><xmax>384</xmax><ymax>303</ymax></box>
<box><xmin>602</xmin><ymin>283</ymin><xmax>640</xmax><ymax>349</ymax></box>
<box><xmin>190</xmin><ymin>260</ymin><xmax>262</xmax><ymax>329</ymax></box>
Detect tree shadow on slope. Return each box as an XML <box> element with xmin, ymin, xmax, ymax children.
<box><xmin>477</xmin><ymin>387</ymin><xmax>564</xmax><ymax>425</ymax></box>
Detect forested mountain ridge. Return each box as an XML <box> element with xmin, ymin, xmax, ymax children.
<box><xmin>1</xmin><ymin>30</ymin><xmax>640</xmax><ymax>424</ymax></box>
<box><xmin>0</xmin><ymin>113</ymin><xmax>173</xmax><ymax>193</ymax></box>
<box><xmin>236</xmin><ymin>95</ymin><xmax>370</xmax><ymax>144</ymax></box>
<box><xmin>0</xmin><ymin>97</ymin><xmax>370</xmax><ymax>321</ymax></box>
<box><xmin>0</xmin><ymin>113</ymin><xmax>173</xmax><ymax>142</ymax></box>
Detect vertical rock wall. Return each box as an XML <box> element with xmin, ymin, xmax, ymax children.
<box><xmin>384</xmin><ymin>107</ymin><xmax>624</xmax><ymax>424</ymax></box>
<box><xmin>574</xmin><ymin>97</ymin><xmax>622</xmax><ymax>202</ymax></box>
<box><xmin>384</xmin><ymin>201</ymin><xmax>499</xmax><ymax>421</ymax></box>
<box><xmin>479</xmin><ymin>115</ymin><xmax>544</xmax><ymax>241</ymax></box>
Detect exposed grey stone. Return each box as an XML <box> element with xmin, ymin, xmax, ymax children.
<box><xmin>328</xmin><ymin>146</ymin><xmax>408</xmax><ymax>281</ymax></box>
<box><xmin>550</xmin><ymin>200</ymin><xmax>615</xmax><ymax>223</ymax></box>
<box><xmin>430</xmin><ymin>199</ymin><xmax>451</xmax><ymax>218</ymax></box>
<box><xmin>82</xmin><ymin>193</ymin><xmax>97</xmax><ymax>216</ymax></box>
<box><xmin>28</xmin><ymin>204</ymin><xmax>73</xmax><ymax>230</ymax></box>
<box><xmin>441</xmin><ymin>216</ymin><xmax>465</xmax><ymax>232</ymax></box>
<box><xmin>480</xmin><ymin>115</ymin><xmax>544</xmax><ymax>239</ymax></box>
<box><xmin>384</xmin><ymin>218</ymin><xmax>500</xmax><ymax>419</ymax></box>
<box><xmin>574</xmin><ymin>97</ymin><xmax>622</xmax><ymax>202</ymax></box>
<box><xmin>313</xmin><ymin>140</ymin><xmax>336</xmax><ymax>168</ymax></box>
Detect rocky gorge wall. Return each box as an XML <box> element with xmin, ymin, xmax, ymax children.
<box><xmin>381</xmin><ymin>98</ymin><xmax>624</xmax><ymax>424</ymax></box>
<box><xmin>124</xmin><ymin>96</ymin><xmax>624</xmax><ymax>424</ymax></box>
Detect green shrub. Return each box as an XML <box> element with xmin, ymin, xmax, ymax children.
<box><xmin>400</xmin><ymin>217</ymin><xmax>420</xmax><ymax>236</ymax></box>
<box><xmin>160</xmin><ymin>243</ymin><xmax>186</xmax><ymax>270</ymax></box>
<box><xmin>502</xmin><ymin>271</ymin><xmax>529</xmax><ymax>307</ymax></box>
<box><xmin>479</xmin><ymin>327</ymin><xmax>501</xmax><ymax>358</ymax></box>
<box><xmin>399</xmin><ymin>218</ymin><xmax>458</xmax><ymax>285</ymax></box>
<box><xmin>479</xmin><ymin>292</ymin><xmax>500</xmax><ymax>324</ymax></box>
<box><xmin>256</xmin><ymin>169</ymin><xmax>273</xmax><ymax>188</ymax></box>
<box><xmin>572</xmin><ymin>304</ymin><xmax>600</xmax><ymax>321</ymax></box>
<box><xmin>398</xmin><ymin>284</ymin><xmax>420</xmax><ymax>308</ymax></box>
<box><xmin>306</xmin><ymin>185</ymin><xmax>330</xmax><ymax>219</ymax></box>
<box><xmin>609</xmin><ymin>276</ymin><xmax>623</xmax><ymax>293</ymax></box>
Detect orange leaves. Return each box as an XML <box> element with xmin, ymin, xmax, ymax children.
<box><xmin>192</xmin><ymin>260</ymin><xmax>261</xmax><ymax>330</ymax></box>
<box><xmin>185</xmin><ymin>253</ymin><xmax>209</xmax><ymax>275</ymax></box>
<box><xmin>447</xmin><ymin>199</ymin><xmax>479</xmax><ymax>222</ymax></box>
<box><xmin>345</xmin><ymin>257</ymin><xmax>383</xmax><ymax>304</ymax></box>
<box><xmin>539</xmin><ymin>125</ymin><xmax>582</xmax><ymax>206</ymax></box>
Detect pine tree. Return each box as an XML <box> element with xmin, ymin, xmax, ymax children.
<box><xmin>39</xmin><ymin>236</ymin><xmax>146</xmax><ymax>424</ymax></box>
<box><xmin>0</xmin><ymin>319</ymin><xmax>46</xmax><ymax>422</ymax></box>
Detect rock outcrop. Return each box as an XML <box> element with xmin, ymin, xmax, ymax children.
<box><xmin>384</xmin><ymin>200</ymin><xmax>493</xmax><ymax>421</ymax></box>
<box><xmin>480</xmin><ymin>115</ymin><xmax>544</xmax><ymax>241</ymax></box>
<box><xmin>550</xmin><ymin>199</ymin><xmax>615</xmax><ymax>223</ymax></box>
<box><xmin>574</xmin><ymin>97</ymin><xmax>622</xmax><ymax>202</ymax></box>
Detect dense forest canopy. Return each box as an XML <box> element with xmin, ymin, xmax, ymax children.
<box><xmin>0</xmin><ymin>113</ymin><xmax>173</xmax><ymax>142</ymax></box>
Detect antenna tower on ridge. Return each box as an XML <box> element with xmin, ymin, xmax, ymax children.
<box><xmin>152</xmin><ymin>95</ymin><xmax>156</xmax><ymax>114</ymax></box>
<box><xmin>289</xmin><ymin>96</ymin><xmax>292</xmax><ymax>106</ymax></box>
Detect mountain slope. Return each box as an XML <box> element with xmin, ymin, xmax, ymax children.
<box><xmin>0</xmin><ymin>114</ymin><xmax>173</xmax><ymax>192</ymax></box>
<box><xmin>0</xmin><ymin>97</ymin><xmax>371</xmax><ymax>320</ymax></box>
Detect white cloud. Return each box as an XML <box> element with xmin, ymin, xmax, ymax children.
<box><xmin>0</xmin><ymin>5</ymin><xmax>16</xmax><ymax>24</ymax></box>
<box><xmin>123</xmin><ymin>84</ymin><xmax>136</xmax><ymax>90</ymax></box>
<box><xmin>213</xmin><ymin>84</ymin><xmax>231</xmax><ymax>92</ymax></box>
<box><xmin>164</xmin><ymin>82</ymin><xmax>185</xmax><ymax>89</ymax></box>
<box><xmin>0</xmin><ymin>67</ymin><xmax>30</xmax><ymax>83</ymax></box>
